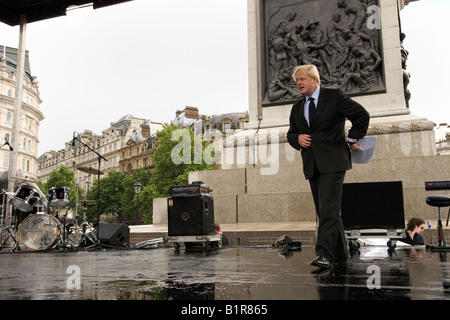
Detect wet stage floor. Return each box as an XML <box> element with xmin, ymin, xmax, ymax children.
<box><xmin>1</xmin><ymin>244</ymin><xmax>450</xmax><ymax>301</ymax></box>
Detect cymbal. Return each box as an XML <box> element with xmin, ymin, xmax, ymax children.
<box><xmin>77</xmin><ymin>166</ymin><xmax>104</xmax><ymax>175</ymax></box>
<box><xmin>79</xmin><ymin>199</ymin><xmax>96</xmax><ymax>205</ymax></box>
<box><xmin>12</xmin><ymin>176</ymin><xmax>37</xmax><ymax>183</ymax></box>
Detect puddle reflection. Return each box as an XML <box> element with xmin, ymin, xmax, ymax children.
<box><xmin>78</xmin><ymin>247</ymin><xmax>412</xmax><ymax>300</ymax></box>
<box><xmin>1</xmin><ymin>245</ymin><xmax>450</xmax><ymax>300</ymax></box>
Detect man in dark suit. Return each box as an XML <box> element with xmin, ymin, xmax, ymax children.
<box><xmin>287</xmin><ymin>65</ymin><xmax>370</xmax><ymax>269</ymax></box>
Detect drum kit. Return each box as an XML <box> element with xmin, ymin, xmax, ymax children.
<box><xmin>1</xmin><ymin>170</ymin><xmax>102</xmax><ymax>252</ymax></box>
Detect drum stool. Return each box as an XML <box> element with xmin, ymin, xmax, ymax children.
<box><xmin>426</xmin><ymin>195</ymin><xmax>450</xmax><ymax>248</ymax></box>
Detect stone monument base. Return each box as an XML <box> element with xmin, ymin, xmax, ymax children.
<box><xmin>180</xmin><ymin>114</ymin><xmax>449</xmax><ymax>226</ymax></box>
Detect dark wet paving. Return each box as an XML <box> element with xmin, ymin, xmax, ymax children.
<box><xmin>1</xmin><ymin>244</ymin><xmax>450</xmax><ymax>300</ymax></box>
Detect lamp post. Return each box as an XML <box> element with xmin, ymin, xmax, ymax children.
<box><xmin>134</xmin><ymin>178</ymin><xmax>143</xmax><ymax>223</ymax></box>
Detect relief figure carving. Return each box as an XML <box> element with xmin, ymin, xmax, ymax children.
<box><xmin>262</xmin><ymin>0</ymin><xmax>386</xmax><ymax>106</ymax></box>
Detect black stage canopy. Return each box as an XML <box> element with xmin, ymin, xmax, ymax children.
<box><xmin>0</xmin><ymin>0</ymin><xmax>133</xmax><ymax>26</ymax></box>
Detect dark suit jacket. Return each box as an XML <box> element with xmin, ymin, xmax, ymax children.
<box><xmin>287</xmin><ymin>87</ymin><xmax>370</xmax><ymax>180</ymax></box>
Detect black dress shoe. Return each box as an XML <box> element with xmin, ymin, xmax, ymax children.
<box><xmin>311</xmin><ymin>256</ymin><xmax>331</xmax><ymax>268</ymax></box>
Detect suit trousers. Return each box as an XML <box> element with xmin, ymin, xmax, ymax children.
<box><xmin>308</xmin><ymin>168</ymin><xmax>348</xmax><ymax>262</ymax></box>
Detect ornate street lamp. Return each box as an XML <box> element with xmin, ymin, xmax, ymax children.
<box><xmin>133</xmin><ymin>178</ymin><xmax>143</xmax><ymax>223</ymax></box>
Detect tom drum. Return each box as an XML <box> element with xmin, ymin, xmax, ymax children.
<box><xmin>11</xmin><ymin>184</ymin><xmax>41</xmax><ymax>212</ymax></box>
<box><xmin>48</xmin><ymin>186</ymin><xmax>70</xmax><ymax>208</ymax></box>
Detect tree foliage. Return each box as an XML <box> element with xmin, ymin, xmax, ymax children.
<box><xmin>84</xmin><ymin>168</ymin><xmax>151</xmax><ymax>222</ymax></box>
<box><xmin>151</xmin><ymin>123</ymin><xmax>216</xmax><ymax>197</ymax></box>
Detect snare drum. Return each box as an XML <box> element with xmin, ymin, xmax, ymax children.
<box><xmin>11</xmin><ymin>184</ymin><xmax>41</xmax><ymax>212</ymax></box>
<box><xmin>48</xmin><ymin>186</ymin><xmax>70</xmax><ymax>208</ymax></box>
<box><xmin>18</xmin><ymin>214</ymin><xmax>62</xmax><ymax>251</ymax></box>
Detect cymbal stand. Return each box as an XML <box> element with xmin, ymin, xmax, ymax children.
<box><xmin>75</xmin><ymin>174</ymin><xmax>91</xmax><ymax>226</ymax></box>
<box><xmin>73</xmin><ymin>132</ymin><xmax>108</xmax><ymax>249</ymax></box>
<box><xmin>0</xmin><ymin>188</ymin><xmax>20</xmax><ymax>251</ymax></box>
<box><xmin>58</xmin><ymin>214</ymin><xmax>71</xmax><ymax>250</ymax></box>
<box><xmin>0</xmin><ymin>189</ymin><xmax>7</xmax><ymax>227</ymax></box>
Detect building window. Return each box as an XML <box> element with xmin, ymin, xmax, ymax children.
<box><xmin>6</xmin><ymin>112</ymin><xmax>11</xmax><ymax>123</ymax></box>
<box><xmin>3</xmin><ymin>155</ymin><xmax>9</xmax><ymax>168</ymax></box>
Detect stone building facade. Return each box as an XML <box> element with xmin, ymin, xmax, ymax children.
<box><xmin>0</xmin><ymin>46</ymin><xmax>43</xmax><ymax>181</ymax></box>
<box><xmin>119</xmin><ymin>120</ymin><xmax>159</xmax><ymax>173</ymax></box>
<box><xmin>38</xmin><ymin>115</ymin><xmax>162</xmax><ymax>191</ymax></box>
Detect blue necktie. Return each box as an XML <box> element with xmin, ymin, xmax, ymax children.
<box><xmin>308</xmin><ymin>97</ymin><xmax>315</xmax><ymax>128</ymax></box>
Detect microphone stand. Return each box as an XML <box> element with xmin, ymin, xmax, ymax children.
<box><xmin>1</xmin><ymin>138</ymin><xmax>16</xmax><ymax>250</ymax></box>
<box><xmin>0</xmin><ymin>188</ymin><xmax>20</xmax><ymax>251</ymax></box>
<box><xmin>0</xmin><ymin>140</ymin><xmax>13</xmax><ymax>151</ymax></box>
<box><xmin>72</xmin><ymin>135</ymin><xmax>108</xmax><ymax>249</ymax></box>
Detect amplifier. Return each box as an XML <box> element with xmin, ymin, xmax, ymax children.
<box><xmin>167</xmin><ymin>195</ymin><xmax>215</xmax><ymax>236</ymax></box>
<box><xmin>169</xmin><ymin>183</ymin><xmax>211</xmax><ymax>197</ymax></box>
<box><xmin>341</xmin><ymin>181</ymin><xmax>405</xmax><ymax>230</ymax></box>
<box><xmin>425</xmin><ymin>181</ymin><xmax>450</xmax><ymax>191</ymax></box>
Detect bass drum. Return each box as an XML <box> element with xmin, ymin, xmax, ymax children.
<box><xmin>18</xmin><ymin>214</ymin><xmax>62</xmax><ymax>251</ymax></box>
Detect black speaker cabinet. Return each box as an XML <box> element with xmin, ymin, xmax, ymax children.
<box><xmin>168</xmin><ymin>196</ymin><xmax>215</xmax><ymax>236</ymax></box>
<box><xmin>341</xmin><ymin>181</ymin><xmax>405</xmax><ymax>230</ymax></box>
<box><xmin>96</xmin><ymin>223</ymin><xmax>130</xmax><ymax>247</ymax></box>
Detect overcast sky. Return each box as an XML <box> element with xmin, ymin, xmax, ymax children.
<box><xmin>0</xmin><ymin>0</ymin><xmax>448</xmax><ymax>154</ymax></box>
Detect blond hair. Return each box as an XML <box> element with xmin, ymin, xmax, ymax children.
<box><xmin>292</xmin><ymin>65</ymin><xmax>321</xmax><ymax>85</ymax></box>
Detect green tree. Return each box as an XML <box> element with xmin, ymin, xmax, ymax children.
<box><xmin>140</xmin><ymin>123</ymin><xmax>216</xmax><ymax>223</ymax></box>
<box><xmin>151</xmin><ymin>123</ymin><xmax>216</xmax><ymax>197</ymax></box>
<box><xmin>88</xmin><ymin>170</ymin><xmax>127</xmax><ymax>220</ymax></box>
<box><xmin>84</xmin><ymin>168</ymin><xmax>154</xmax><ymax>223</ymax></box>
